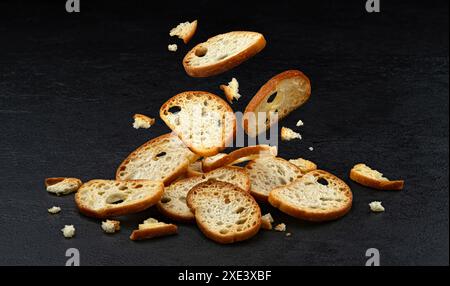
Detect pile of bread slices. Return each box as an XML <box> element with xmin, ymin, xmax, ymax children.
<box><xmin>45</xmin><ymin>22</ymin><xmax>404</xmax><ymax>243</ymax></box>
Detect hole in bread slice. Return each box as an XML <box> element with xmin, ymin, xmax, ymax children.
<box><xmin>195</xmin><ymin>46</ymin><xmax>208</xmax><ymax>57</ymax></box>
<box><xmin>106</xmin><ymin>193</ymin><xmax>127</xmax><ymax>204</ymax></box>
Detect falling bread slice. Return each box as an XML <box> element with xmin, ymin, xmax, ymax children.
<box><xmin>202</xmin><ymin>145</ymin><xmax>277</xmax><ymax>172</ymax></box>
<box><xmin>130</xmin><ymin>218</ymin><xmax>178</xmax><ymax>241</ymax></box>
<box><xmin>116</xmin><ymin>133</ymin><xmax>199</xmax><ymax>185</ymax></box>
<box><xmin>187</xmin><ymin>180</ymin><xmax>261</xmax><ymax>244</ymax></box>
<box><xmin>350</xmin><ymin>163</ymin><xmax>404</xmax><ymax>190</ymax></box>
<box><xmin>183</xmin><ymin>31</ymin><xmax>266</xmax><ymax>77</ymax></box>
<box><xmin>157</xmin><ymin>166</ymin><xmax>250</xmax><ymax>222</ymax></box>
<box><xmin>269</xmin><ymin>170</ymin><xmax>353</xmax><ymax>222</ymax></box>
<box><xmin>75</xmin><ymin>180</ymin><xmax>164</xmax><ymax>218</ymax></box>
<box><xmin>245</xmin><ymin>156</ymin><xmax>303</xmax><ymax>201</ymax></box>
<box><xmin>169</xmin><ymin>20</ymin><xmax>197</xmax><ymax>44</ymax></box>
<box><xmin>160</xmin><ymin>91</ymin><xmax>236</xmax><ymax>157</ymax></box>
<box><xmin>243</xmin><ymin>70</ymin><xmax>311</xmax><ymax>137</ymax></box>
<box><xmin>45</xmin><ymin>177</ymin><xmax>82</xmax><ymax>196</ymax></box>
<box><xmin>288</xmin><ymin>158</ymin><xmax>317</xmax><ymax>174</ymax></box>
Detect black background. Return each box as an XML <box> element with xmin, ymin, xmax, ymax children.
<box><xmin>0</xmin><ymin>0</ymin><xmax>448</xmax><ymax>266</ymax></box>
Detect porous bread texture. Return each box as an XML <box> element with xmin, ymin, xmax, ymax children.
<box><xmin>245</xmin><ymin>157</ymin><xmax>303</xmax><ymax>201</ymax></box>
<box><xmin>350</xmin><ymin>163</ymin><xmax>404</xmax><ymax>190</ymax></box>
<box><xmin>133</xmin><ymin>114</ymin><xmax>155</xmax><ymax>129</ymax></box>
<box><xmin>157</xmin><ymin>166</ymin><xmax>250</xmax><ymax>222</ymax></box>
<box><xmin>169</xmin><ymin>20</ymin><xmax>197</xmax><ymax>43</ymax></box>
<box><xmin>288</xmin><ymin>158</ymin><xmax>317</xmax><ymax>174</ymax></box>
<box><xmin>187</xmin><ymin>180</ymin><xmax>261</xmax><ymax>244</ymax></box>
<box><xmin>130</xmin><ymin>218</ymin><xmax>178</xmax><ymax>240</ymax></box>
<box><xmin>281</xmin><ymin>127</ymin><xmax>301</xmax><ymax>141</ymax></box>
<box><xmin>220</xmin><ymin>78</ymin><xmax>241</xmax><ymax>103</ymax></box>
<box><xmin>243</xmin><ymin>70</ymin><xmax>311</xmax><ymax>137</ymax></box>
<box><xmin>45</xmin><ymin>177</ymin><xmax>82</xmax><ymax>196</ymax></box>
<box><xmin>75</xmin><ymin>180</ymin><xmax>164</xmax><ymax>218</ymax></box>
<box><xmin>116</xmin><ymin>133</ymin><xmax>199</xmax><ymax>185</ymax></box>
<box><xmin>160</xmin><ymin>91</ymin><xmax>236</xmax><ymax>157</ymax></box>
<box><xmin>269</xmin><ymin>170</ymin><xmax>353</xmax><ymax>222</ymax></box>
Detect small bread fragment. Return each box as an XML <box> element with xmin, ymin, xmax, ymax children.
<box><xmin>202</xmin><ymin>145</ymin><xmax>277</xmax><ymax>172</ymax></box>
<box><xmin>369</xmin><ymin>201</ymin><xmax>385</xmax><ymax>212</ymax></box>
<box><xmin>186</xmin><ymin>160</ymin><xmax>204</xmax><ymax>177</ymax></box>
<box><xmin>243</xmin><ymin>70</ymin><xmax>311</xmax><ymax>136</ymax></box>
<box><xmin>160</xmin><ymin>91</ymin><xmax>236</xmax><ymax>157</ymax></box>
<box><xmin>133</xmin><ymin>114</ymin><xmax>155</xmax><ymax>129</ymax></box>
<box><xmin>288</xmin><ymin>158</ymin><xmax>317</xmax><ymax>174</ymax></box>
<box><xmin>48</xmin><ymin>206</ymin><xmax>61</xmax><ymax>214</ymax></box>
<box><xmin>274</xmin><ymin>223</ymin><xmax>286</xmax><ymax>232</ymax></box>
<box><xmin>269</xmin><ymin>170</ymin><xmax>353</xmax><ymax>222</ymax></box>
<box><xmin>169</xmin><ymin>20</ymin><xmax>197</xmax><ymax>44</ymax></box>
<box><xmin>75</xmin><ymin>180</ymin><xmax>164</xmax><ymax>218</ymax></box>
<box><xmin>183</xmin><ymin>31</ymin><xmax>266</xmax><ymax>77</ymax></box>
<box><xmin>130</xmin><ymin>218</ymin><xmax>178</xmax><ymax>241</ymax></box>
<box><xmin>61</xmin><ymin>225</ymin><xmax>75</xmax><ymax>238</ymax></box>
<box><xmin>281</xmin><ymin>127</ymin><xmax>301</xmax><ymax>141</ymax></box>
<box><xmin>296</xmin><ymin>120</ymin><xmax>304</xmax><ymax>127</ymax></box>
<box><xmin>350</xmin><ymin>163</ymin><xmax>404</xmax><ymax>190</ymax></box>
<box><xmin>45</xmin><ymin>177</ymin><xmax>82</xmax><ymax>196</ymax></box>
<box><xmin>261</xmin><ymin>213</ymin><xmax>274</xmax><ymax>230</ymax></box>
<box><xmin>187</xmin><ymin>180</ymin><xmax>261</xmax><ymax>244</ymax></box>
<box><xmin>101</xmin><ymin>220</ymin><xmax>121</xmax><ymax>234</ymax></box>
<box><xmin>157</xmin><ymin>166</ymin><xmax>250</xmax><ymax>222</ymax></box>
<box><xmin>116</xmin><ymin>133</ymin><xmax>199</xmax><ymax>185</ymax></box>
<box><xmin>245</xmin><ymin>157</ymin><xmax>303</xmax><ymax>201</ymax></box>
<box><xmin>220</xmin><ymin>78</ymin><xmax>241</xmax><ymax>104</ymax></box>
<box><xmin>168</xmin><ymin>44</ymin><xmax>178</xmax><ymax>52</ymax></box>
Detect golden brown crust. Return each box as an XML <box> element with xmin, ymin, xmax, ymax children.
<box><xmin>133</xmin><ymin>113</ymin><xmax>155</xmax><ymax>126</ymax></box>
<box><xmin>243</xmin><ymin>70</ymin><xmax>311</xmax><ymax>136</ymax></box>
<box><xmin>220</xmin><ymin>84</ymin><xmax>237</xmax><ymax>104</ymax></box>
<box><xmin>182</xmin><ymin>20</ymin><xmax>197</xmax><ymax>44</ymax></box>
<box><xmin>186</xmin><ymin>180</ymin><xmax>261</xmax><ymax>244</ymax></box>
<box><xmin>349</xmin><ymin>167</ymin><xmax>404</xmax><ymax>191</ymax></box>
<box><xmin>268</xmin><ymin>170</ymin><xmax>353</xmax><ymax>222</ymax></box>
<box><xmin>115</xmin><ymin>133</ymin><xmax>199</xmax><ymax>186</ymax></box>
<box><xmin>183</xmin><ymin>32</ymin><xmax>266</xmax><ymax>77</ymax></box>
<box><xmin>45</xmin><ymin>177</ymin><xmax>82</xmax><ymax>188</ymax></box>
<box><xmin>202</xmin><ymin>145</ymin><xmax>276</xmax><ymax>172</ymax></box>
<box><xmin>129</xmin><ymin>224</ymin><xmax>178</xmax><ymax>241</ymax></box>
<box><xmin>74</xmin><ymin>180</ymin><xmax>164</xmax><ymax>219</ymax></box>
<box><xmin>160</xmin><ymin>91</ymin><xmax>236</xmax><ymax>157</ymax></box>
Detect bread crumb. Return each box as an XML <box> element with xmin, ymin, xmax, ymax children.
<box><xmin>168</xmin><ymin>44</ymin><xmax>178</xmax><ymax>52</ymax></box>
<box><xmin>286</xmin><ymin>232</ymin><xmax>292</xmax><ymax>237</ymax></box>
<box><xmin>48</xmin><ymin>206</ymin><xmax>61</xmax><ymax>214</ymax></box>
<box><xmin>220</xmin><ymin>78</ymin><xmax>241</xmax><ymax>103</ymax></box>
<box><xmin>169</xmin><ymin>20</ymin><xmax>197</xmax><ymax>43</ymax></box>
<box><xmin>308</xmin><ymin>146</ymin><xmax>314</xmax><ymax>151</ymax></box>
<box><xmin>281</xmin><ymin>127</ymin><xmax>301</xmax><ymax>141</ymax></box>
<box><xmin>296</xmin><ymin>120</ymin><xmax>304</xmax><ymax>127</ymax></box>
<box><xmin>101</xmin><ymin>220</ymin><xmax>121</xmax><ymax>234</ymax></box>
<box><xmin>133</xmin><ymin>114</ymin><xmax>155</xmax><ymax>129</ymax></box>
<box><xmin>369</xmin><ymin>201</ymin><xmax>385</xmax><ymax>212</ymax></box>
<box><xmin>45</xmin><ymin>177</ymin><xmax>82</xmax><ymax>196</ymax></box>
<box><xmin>261</xmin><ymin>213</ymin><xmax>274</xmax><ymax>230</ymax></box>
<box><xmin>61</xmin><ymin>225</ymin><xmax>75</xmax><ymax>238</ymax></box>
<box><xmin>274</xmin><ymin>223</ymin><xmax>286</xmax><ymax>232</ymax></box>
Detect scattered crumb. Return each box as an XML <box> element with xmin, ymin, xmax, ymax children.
<box><xmin>281</xmin><ymin>127</ymin><xmax>302</xmax><ymax>141</ymax></box>
<box><xmin>133</xmin><ymin>114</ymin><xmax>155</xmax><ymax>129</ymax></box>
<box><xmin>286</xmin><ymin>232</ymin><xmax>292</xmax><ymax>237</ymax></box>
<box><xmin>48</xmin><ymin>206</ymin><xmax>61</xmax><ymax>214</ymax></box>
<box><xmin>308</xmin><ymin>146</ymin><xmax>314</xmax><ymax>151</ymax></box>
<box><xmin>296</xmin><ymin>120</ymin><xmax>304</xmax><ymax>127</ymax></box>
<box><xmin>61</xmin><ymin>225</ymin><xmax>75</xmax><ymax>238</ymax></box>
<box><xmin>168</xmin><ymin>44</ymin><xmax>178</xmax><ymax>52</ymax></box>
<box><xmin>220</xmin><ymin>78</ymin><xmax>241</xmax><ymax>103</ymax></box>
<box><xmin>274</xmin><ymin>223</ymin><xmax>286</xmax><ymax>232</ymax></box>
<box><xmin>369</xmin><ymin>201</ymin><xmax>385</xmax><ymax>212</ymax></box>
<box><xmin>101</xmin><ymin>220</ymin><xmax>121</xmax><ymax>234</ymax></box>
<box><xmin>261</xmin><ymin>213</ymin><xmax>274</xmax><ymax>230</ymax></box>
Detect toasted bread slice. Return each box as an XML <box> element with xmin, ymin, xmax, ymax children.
<box><xmin>202</xmin><ymin>145</ymin><xmax>277</xmax><ymax>172</ymax></box>
<box><xmin>116</xmin><ymin>133</ymin><xmax>199</xmax><ymax>185</ymax></box>
<box><xmin>45</xmin><ymin>177</ymin><xmax>82</xmax><ymax>196</ymax></box>
<box><xmin>243</xmin><ymin>70</ymin><xmax>311</xmax><ymax>136</ymax></box>
<box><xmin>75</xmin><ymin>180</ymin><xmax>164</xmax><ymax>218</ymax></box>
<box><xmin>187</xmin><ymin>180</ymin><xmax>261</xmax><ymax>244</ymax></box>
<box><xmin>288</xmin><ymin>158</ymin><xmax>317</xmax><ymax>174</ymax></box>
<box><xmin>169</xmin><ymin>20</ymin><xmax>197</xmax><ymax>44</ymax></box>
<box><xmin>350</xmin><ymin>163</ymin><xmax>404</xmax><ymax>190</ymax></box>
<box><xmin>220</xmin><ymin>78</ymin><xmax>241</xmax><ymax>103</ymax></box>
<box><xmin>130</xmin><ymin>218</ymin><xmax>178</xmax><ymax>241</ymax></box>
<box><xmin>186</xmin><ymin>160</ymin><xmax>204</xmax><ymax>177</ymax></box>
<box><xmin>160</xmin><ymin>91</ymin><xmax>236</xmax><ymax>157</ymax></box>
<box><xmin>245</xmin><ymin>157</ymin><xmax>303</xmax><ymax>201</ymax></box>
<box><xmin>183</xmin><ymin>31</ymin><xmax>266</xmax><ymax>77</ymax></box>
<box><xmin>133</xmin><ymin>114</ymin><xmax>155</xmax><ymax>129</ymax></box>
<box><xmin>269</xmin><ymin>170</ymin><xmax>353</xmax><ymax>222</ymax></box>
<box><xmin>157</xmin><ymin>166</ymin><xmax>250</xmax><ymax>222</ymax></box>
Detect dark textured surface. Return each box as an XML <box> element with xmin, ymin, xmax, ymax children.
<box><xmin>0</xmin><ymin>0</ymin><xmax>448</xmax><ymax>266</ymax></box>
